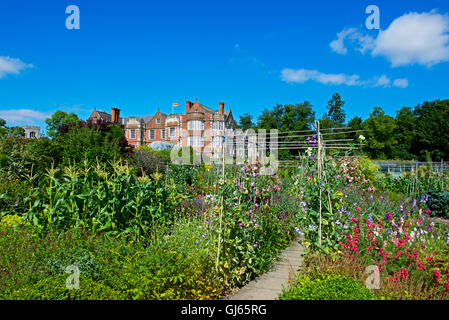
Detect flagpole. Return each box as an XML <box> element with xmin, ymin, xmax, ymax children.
<box><xmin>172</xmin><ymin>103</ymin><xmax>179</xmax><ymax>115</ymax></box>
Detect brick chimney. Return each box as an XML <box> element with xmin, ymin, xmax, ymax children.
<box><xmin>219</xmin><ymin>102</ymin><xmax>225</xmax><ymax>115</ymax></box>
<box><xmin>111</xmin><ymin>107</ymin><xmax>121</xmax><ymax>123</ymax></box>
<box><xmin>186</xmin><ymin>100</ymin><xmax>192</xmax><ymax>113</ymax></box>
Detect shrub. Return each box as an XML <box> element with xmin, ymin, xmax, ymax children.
<box><xmin>4</xmin><ymin>274</ymin><xmax>123</xmax><ymax>300</ymax></box>
<box><xmin>96</xmin><ymin>218</ymin><xmax>220</xmax><ymax>300</ymax></box>
<box><xmin>0</xmin><ymin>214</ymin><xmax>24</xmax><ymax>228</ymax></box>
<box><xmin>279</xmin><ymin>274</ymin><xmax>377</xmax><ymax>300</ymax></box>
<box><xmin>426</xmin><ymin>191</ymin><xmax>449</xmax><ymax>218</ymax></box>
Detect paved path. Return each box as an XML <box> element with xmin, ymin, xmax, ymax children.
<box><xmin>230</xmin><ymin>239</ymin><xmax>304</xmax><ymax>300</ymax></box>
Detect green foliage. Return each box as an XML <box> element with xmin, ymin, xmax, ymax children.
<box><xmin>393</xmin><ymin>107</ymin><xmax>416</xmax><ymax>160</ymax></box>
<box><xmin>55</xmin><ymin>123</ymin><xmax>127</xmax><ymax>167</ymax></box>
<box><xmin>279</xmin><ymin>274</ymin><xmax>377</xmax><ymax>300</ymax></box>
<box><xmin>45</xmin><ymin>111</ymin><xmax>79</xmax><ymax>139</ymax></box>
<box><xmin>413</xmin><ymin>100</ymin><xmax>449</xmax><ymax>160</ymax></box>
<box><xmin>237</xmin><ymin>113</ymin><xmax>255</xmax><ymax>131</ymax></box>
<box><xmin>5</xmin><ymin>274</ymin><xmax>123</xmax><ymax>300</ymax></box>
<box><xmin>0</xmin><ymin>136</ymin><xmax>33</xmax><ymax>179</ymax></box>
<box><xmin>426</xmin><ymin>191</ymin><xmax>449</xmax><ymax>218</ymax></box>
<box><xmin>326</xmin><ymin>93</ymin><xmax>346</xmax><ymax>125</ymax></box>
<box><xmin>98</xmin><ymin>218</ymin><xmax>219</xmax><ymax>300</ymax></box>
<box><xmin>359</xmin><ymin>158</ymin><xmax>382</xmax><ymax>184</ymax></box>
<box><xmin>0</xmin><ymin>220</ymin><xmax>220</xmax><ymax>300</ymax></box>
<box><xmin>0</xmin><ymin>119</ymin><xmax>25</xmax><ymax>138</ymax></box>
<box><xmin>0</xmin><ymin>161</ymin><xmax>184</xmax><ymax>239</ymax></box>
<box><xmin>363</xmin><ymin>107</ymin><xmax>397</xmax><ymax>160</ymax></box>
<box><xmin>257</xmin><ymin>102</ymin><xmax>315</xmax><ymax>160</ymax></box>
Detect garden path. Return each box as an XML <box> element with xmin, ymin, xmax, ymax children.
<box><xmin>229</xmin><ymin>239</ymin><xmax>304</xmax><ymax>300</ymax></box>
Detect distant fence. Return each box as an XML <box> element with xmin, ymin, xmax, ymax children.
<box><xmin>372</xmin><ymin>160</ymin><xmax>449</xmax><ymax>177</ymax></box>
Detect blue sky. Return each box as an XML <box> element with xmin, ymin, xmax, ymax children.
<box><xmin>0</xmin><ymin>0</ymin><xmax>448</xmax><ymax>134</ymax></box>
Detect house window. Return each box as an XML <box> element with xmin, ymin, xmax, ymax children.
<box><xmin>212</xmin><ymin>121</ymin><xmax>224</xmax><ymax>130</ymax></box>
<box><xmin>29</xmin><ymin>132</ymin><xmax>36</xmax><ymax>138</ymax></box>
<box><xmin>130</xmin><ymin>129</ymin><xmax>136</xmax><ymax>140</ymax></box>
<box><xmin>149</xmin><ymin>130</ymin><xmax>155</xmax><ymax>140</ymax></box>
<box><xmin>169</xmin><ymin>127</ymin><xmax>176</xmax><ymax>137</ymax></box>
<box><xmin>188</xmin><ymin>120</ymin><xmax>204</xmax><ymax>130</ymax></box>
<box><xmin>161</xmin><ymin>129</ymin><xmax>166</xmax><ymax>139</ymax></box>
<box><xmin>188</xmin><ymin>136</ymin><xmax>204</xmax><ymax>147</ymax></box>
<box><xmin>156</xmin><ymin>118</ymin><xmax>161</xmax><ymax>124</ymax></box>
<box><xmin>212</xmin><ymin>136</ymin><xmax>222</xmax><ymax>147</ymax></box>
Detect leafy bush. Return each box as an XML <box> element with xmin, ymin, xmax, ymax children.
<box><xmin>133</xmin><ymin>147</ymin><xmax>167</xmax><ymax>176</ymax></box>
<box><xmin>4</xmin><ymin>274</ymin><xmax>123</xmax><ymax>300</ymax></box>
<box><xmin>90</xmin><ymin>217</ymin><xmax>220</xmax><ymax>300</ymax></box>
<box><xmin>279</xmin><ymin>274</ymin><xmax>377</xmax><ymax>300</ymax></box>
<box><xmin>426</xmin><ymin>190</ymin><xmax>449</xmax><ymax>218</ymax></box>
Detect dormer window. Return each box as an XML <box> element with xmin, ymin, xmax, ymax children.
<box><xmin>156</xmin><ymin>118</ymin><xmax>161</xmax><ymax>124</ymax></box>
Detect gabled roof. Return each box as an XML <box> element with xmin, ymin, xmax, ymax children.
<box><xmin>199</xmin><ymin>104</ymin><xmax>216</xmax><ymax>113</ymax></box>
<box><xmin>122</xmin><ymin>116</ymin><xmax>153</xmax><ymax>124</ymax></box>
<box><xmin>96</xmin><ymin>111</ymin><xmax>111</xmax><ymax>121</ymax></box>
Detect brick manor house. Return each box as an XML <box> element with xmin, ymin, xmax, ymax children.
<box><xmin>89</xmin><ymin>100</ymin><xmax>236</xmax><ymax>153</ymax></box>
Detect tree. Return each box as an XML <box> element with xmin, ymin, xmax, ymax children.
<box><xmin>7</xmin><ymin>126</ymin><xmax>25</xmax><ymax>137</ymax></box>
<box><xmin>45</xmin><ymin>111</ymin><xmax>79</xmax><ymax>139</ymax></box>
<box><xmin>0</xmin><ymin>118</ymin><xmax>7</xmax><ymax>138</ymax></box>
<box><xmin>257</xmin><ymin>102</ymin><xmax>315</xmax><ymax>160</ymax></box>
<box><xmin>237</xmin><ymin>113</ymin><xmax>255</xmax><ymax>131</ymax></box>
<box><xmin>363</xmin><ymin>107</ymin><xmax>397</xmax><ymax>159</ymax></box>
<box><xmin>347</xmin><ymin>116</ymin><xmax>364</xmax><ymax>144</ymax></box>
<box><xmin>392</xmin><ymin>107</ymin><xmax>416</xmax><ymax>160</ymax></box>
<box><xmin>318</xmin><ymin>113</ymin><xmax>334</xmax><ymax>130</ymax></box>
<box><xmin>326</xmin><ymin>93</ymin><xmax>346</xmax><ymax>126</ymax></box>
<box><xmin>0</xmin><ymin>119</ymin><xmax>25</xmax><ymax>138</ymax></box>
<box><xmin>55</xmin><ymin>119</ymin><xmax>132</xmax><ymax>167</ymax></box>
<box><xmin>413</xmin><ymin>100</ymin><xmax>449</xmax><ymax>160</ymax></box>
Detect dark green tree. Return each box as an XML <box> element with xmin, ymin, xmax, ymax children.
<box><xmin>7</xmin><ymin>126</ymin><xmax>25</xmax><ymax>137</ymax></box>
<box><xmin>326</xmin><ymin>93</ymin><xmax>346</xmax><ymax>126</ymax></box>
<box><xmin>413</xmin><ymin>100</ymin><xmax>449</xmax><ymax>160</ymax></box>
<box><xmin>55</xmin><ymin>120</ymin><xmax>132</xmax><ymax>167</ymax></box>
<box><xmin>45</xmin><ymin>111</ymin><xmax>79</xmax><ymax>139</ymax></box>
<box><xmin>0</xmin><ymin>118</ymin><xmax>7</xmax><ymax>137</ymax></box>
<box><xmin>392</xmin><ymin>107</ymin><xmax>417</xmax><ymax>160</ymax></box>
<box><xmin>257</xmin><ymin>102</ymin><xmax>315</xmax><ymax>160</ymax></box>
<box><xmin>237</xmin><ymin>113</ymin><xmax>255</xmax><ymax>131</ymax></box>
<box><xmin>363</xmin><ymin>107</ymin><xmax>397</xmax><ymax>159</ymax></box>
<box><xmin>346</xmin><ymin>116</ymin><xmax>364</xmax><ymax>144</ymax></box>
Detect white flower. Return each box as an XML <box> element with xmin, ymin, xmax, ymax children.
<box><xmin>359</xmin><ymin>135</ymin><xmax>365</xmax><ymax>141</ymax></box>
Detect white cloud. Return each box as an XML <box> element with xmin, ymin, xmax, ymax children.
<box><xmin>0</xmin><ymin>109</ymin><xmax>51</xmax><ymax>124</ymax></box>
<box><xmin>393</xmin><ymin>78</ymin><xmax>409</xmax><ymax>88</ymax></box>
<box><xmin>281</xmin><ymin>68</ymin><xmax>408</xmax><ymax>88</ymax></box>
<box><xmin>330</xmin><ymin>11</ymin><xmax>449</xmax><ymax>67</ymax></box>
<box><xmin>372</xmin><ymin>74</ymin><xmax>391</xmax><ymax>87</ymax></box>
<box><xmin>373</xmin><ymin>11</ymin><xmax>449</xmax><ymax>67</ymax></box>
<box><xmin>0</xmin><ymin>56</ymin><xmax>33</xmax><ymax>79</ymax></box>
<box><xmin>281</xmin><ymin>68</ymin><xmax>361</xmax><ymax>86</ymax></box>
<box><xmin>330</xmin><ymin>28</ymin><xmax>375</xmax><ymax>54</ymax></box>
